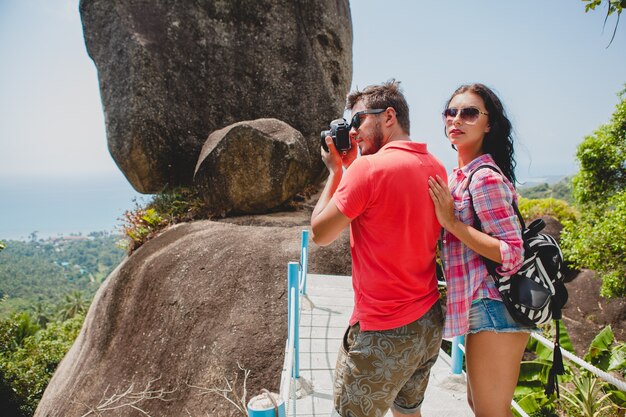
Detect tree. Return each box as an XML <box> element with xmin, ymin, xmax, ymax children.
<box><xmin>571</xmin><ymin>88</ymin><xmax>626</xmax><ymax>206</ymax></box>
<box><xmin>561</xmin><ymin>87</ymin><xmax>626</xmax><ymax>297</ymax></box>
<box><xmin>583</xmin><ymin>0</ymin><xmax>625</xmax><ymax>47</ymax></box>
<box><xmin>0</xmin><ymin>313</ymin><xmax>84</xmax><ymax>416</ymax></box>
<box><xmin>57</xmin><ymin>291</ymin><xmax>88</xmax><ymax>321</ymax></box>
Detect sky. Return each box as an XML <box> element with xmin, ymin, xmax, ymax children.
<box><xmin>0</xmin><ymin>0</ymin><xmax>625</xmax><ymax>239</ymax></box>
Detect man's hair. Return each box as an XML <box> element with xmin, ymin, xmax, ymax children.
<box><xmin>346</xmin><ymin>79</ymin><xmax>410</xmax><ymax>135</ymax></box>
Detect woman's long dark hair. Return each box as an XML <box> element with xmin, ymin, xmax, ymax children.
<box><xmin>445</xmin><ymin>83</ymin><xmax>517</xmax><ymax>186</ymax></box>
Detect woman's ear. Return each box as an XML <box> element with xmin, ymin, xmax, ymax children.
<box><xmin>485</xmin><ymin>123</ymin><xmax>491</xmax><ymax>133</ymax></box>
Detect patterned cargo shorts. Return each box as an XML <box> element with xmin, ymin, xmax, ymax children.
<box><xmin>332</xmin><ymin>301</ymin><xmax>444</xmax><ymax>417</ymax></box>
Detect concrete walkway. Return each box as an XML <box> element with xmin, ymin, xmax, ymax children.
<box><xmin>286</xmin><ymin>273</ymin><xmax>473</xmax><ymax>417</ymax></box>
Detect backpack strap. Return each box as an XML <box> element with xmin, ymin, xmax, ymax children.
<box><xmin>465</xmin><ymin>164</ymin><xmax>524</xmax><ymax>277</ymax></box>
<box><xmin>468</xmin><ymin>164</ymin><xmax>566</xmax><ymax>398</ymax></box>
<box><xmin>466</xmin><ymin>164</ymin><xmax>526</xmax><ymax>232</ymax></box>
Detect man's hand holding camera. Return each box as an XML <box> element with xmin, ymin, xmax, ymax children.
<box><xmin>321</xmin><ymin>135</ymin><xmax>358</xmax><ymax>175</ymax></box>
<box><xmin>320</xmin><ymin>117</ymin><xmax>358</xmax><ymax>173</ymax></box>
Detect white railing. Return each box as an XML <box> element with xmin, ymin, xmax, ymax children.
<box><xmin>448</xmin><ymin>317</ymin><xmax>626</xmax><ymax>417</ymax></box>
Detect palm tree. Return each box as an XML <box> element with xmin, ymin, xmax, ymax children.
<box><xmin>58</xmin><ymin>291</ymin><xmax>88</xmax><ymax>321</ymax></box>
<box><xmin>32</xmin><ymin>302</ymin><xmax>51</xmax><ymax>328</ymax></box>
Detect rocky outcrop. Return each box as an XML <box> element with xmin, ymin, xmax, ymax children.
<box><xmin>80</xmin><ymin>0</ymin><xmax>353</xmax><ymax>193</ymax></box>
<box><xmin>35</xmin><ymin>219</ymin><xmax>351</xmax><ymax>416</ymax></box>
<box><xmin>194</xmin><ymin>119</ymin><xmax>310</xmax><ymax>215</ymax></box>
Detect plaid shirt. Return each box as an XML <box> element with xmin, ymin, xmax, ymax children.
<box><xmin>441</xmin><ymin>154</ymin><xmax>524</xmax><ymax>338</ymax></box>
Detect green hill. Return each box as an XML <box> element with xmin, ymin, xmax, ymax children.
<box><xmin>519</xmin><ymin>176</ymin><xmax>574</xmax><ymax>203</ymax></box>
<box><xmin>0</xmin><ymin>232</ymin><xmax>126</xmax><ymax>317</ymax></box>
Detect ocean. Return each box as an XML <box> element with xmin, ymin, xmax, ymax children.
<box><xmin>0</xmin><ymin>175</ymin><xmax>148</xmax><ymax>241</ymax></box>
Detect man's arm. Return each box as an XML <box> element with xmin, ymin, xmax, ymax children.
<box><xmin>310</xmin><ymin>137</ymin><xmax>353</xmax><ymax>246</ymax></box>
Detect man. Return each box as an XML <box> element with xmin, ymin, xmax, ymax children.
<box><xmin>311</xmin><ymin>80</ymin><xmax>447</xmax><ymax>417</ymax></box>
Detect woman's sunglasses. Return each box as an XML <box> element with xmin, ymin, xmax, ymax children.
<box><xmin>442</xmin><ymin>107</ymin><xmax>488</xmax><ymax>124</ymax></box>
<box><xmin>350</xmin><ymin>109</ymin><xmax>386</xmax><ymax>130</ymax></box>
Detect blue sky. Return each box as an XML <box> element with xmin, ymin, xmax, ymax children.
<box><xmin>0</xmin><ymin>1</ymin><xmax>625</xmax><ymax>239</ymax></box>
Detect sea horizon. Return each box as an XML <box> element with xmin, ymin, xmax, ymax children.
<box><xmin>0</xmin><ymin>171</ymin><xmax>573</xmax><ymax>242</ymax></box>
<box><xmin>0</xmin><ymin>174</ymin><xmax>147</xmax><ymax>241</ymax></box>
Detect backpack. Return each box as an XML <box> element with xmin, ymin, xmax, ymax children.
<box><xmin>467</xmin><ymin>164</ymin><xmax>569</xmax><ymax>396</ymax></box>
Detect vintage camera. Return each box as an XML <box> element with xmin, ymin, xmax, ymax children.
<box><xmin>320</xmin><ymin>118</ymin><xmax>351</xmax><ymax>153</ymax></box>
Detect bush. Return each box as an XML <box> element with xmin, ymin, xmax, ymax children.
<box><xmin>120</xmin><ymin>188</ymin><xmax>211</xmax><ymax>254</ymax></box>
<box><xmin>517</xmin><ymin>197</ymin><xmax>579</xmax><ymax>224</ymax></box>
<box><xmin>561</xmin><ymin>192</ymin><xmax>626</xmax><ymax>298</ymax></box>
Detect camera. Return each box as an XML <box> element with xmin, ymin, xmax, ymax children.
<box><xmin>320</xmin><ymin>118</ymin><xmax>351</xmax><ymax>153</ymax></box>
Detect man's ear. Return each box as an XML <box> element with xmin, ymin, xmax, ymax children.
<box><xmin>385</xmin><ymin>107</ymin><xmax>396</xmax><ymax>126</ymax></box>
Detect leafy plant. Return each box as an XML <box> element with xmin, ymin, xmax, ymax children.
<box><xmin>515</xmin><ymin>322</ymin><xmax>574</xmax><ymax>416</ymax></box>
<box><xmin>120</xmin><ymin>206</ymin><xmax>168</xmax><ymax>253</ymax></box>
<box><xmin>120</xmin><ymin>188</ymin><xmax>211</xmax><ymax>254</ymax></box>
<box><xmin>560</xmin><ymin>370</ymin><xmax>613</xmax><ymax>417</ymax></box>
<box><xmin>582</xmin><ymin>326</ymin><xmax>626</xmax><ymax>411</ymax></box>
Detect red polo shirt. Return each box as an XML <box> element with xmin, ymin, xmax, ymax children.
<box><xmin>333</xmin><ymin>141</ymin><xmax>447</xmax><ymax>331</ymax></box>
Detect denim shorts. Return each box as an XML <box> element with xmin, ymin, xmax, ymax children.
<box><xmin>468</xmin><ymin>298</ymin><xmax>537</xmax><ymax>334</ymax></box>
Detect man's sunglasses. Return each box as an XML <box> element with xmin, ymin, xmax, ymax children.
<box><xmin>350</xmin><ymin>109</ymin><xmax>386</xmax><ymax>130</ymax></box>
<box><xmin>442</xmin><ymin>107</ymin><xmax>488</xmax><ymax>124</ymax></box>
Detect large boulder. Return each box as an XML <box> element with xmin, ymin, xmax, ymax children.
<box><xmin>80</xmin><ymin>0</ymin><xmax>353</xmax><ymax>193</ymax></box>
<box><xmin>194</xmin><ymin>118</ymin><xmax>310</xmax><ymax>215</ymax></box>
<box><xmin>35</xmin><ymin>220</ymin><xmax>351</xmax><ymax>416</ymax></box>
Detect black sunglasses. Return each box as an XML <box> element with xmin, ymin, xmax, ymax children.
<box><xmin>350</xmin><ymin>109</ymin><xmax>386</xmax><ymax>130</ymax></box>
<box><xmin>442</xmin><ymin>107</ymin><xmax>488</xmax><ymax>124</ymax></box>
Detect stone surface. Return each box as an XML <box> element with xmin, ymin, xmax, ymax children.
<box><xmin>80</xmin><ymin>0</ymin><xmax>352</xmax><ymax>193</ymax></box>
<box><xmin>35</xmin><ymin>219</ymin><xmax>351</xmax><ymax>417</ymax></box>
<box><xmin>194</xmin><ymin>118</ymin><xmax>310</xmax><ymax>215</ymax></box>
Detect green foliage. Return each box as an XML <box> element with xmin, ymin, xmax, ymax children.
<box><xmin>563</xmin><ymin>87</ymin><xmax>626</xmax><ymax>298</ymax></box>
<box><xmin>120</xmin><ymin>188</ymin><xmax>210</xmax><ymax>254</ymax></box>
<box><xmin>120</xmin><ymin>206</ymin><xmax>167</xmax><ymax>253</ymax></box>
<box><xmin>515</xmin><ymin>323</ymin><xmax>575</xmax><ymax>415</ymax></box>
<box><xmin>57</xmin><ymin>291</ymin><xmax>88</xmax><ymax>321</ymax></box>
<box><xmin>583</xmin><ymin>0</ymin><xmax>625</xmax><ymax>46</ymax></box>
<box><xmin>560</xmin><ymin>371</ymin><xmax>613</xmax><ymax>417</ymax></box>
<box><xmin>561</xmin><ymin>192</ymin><xmax>626</xmax><ymax>298</ymax></box>
<box><xmin>517</xmin><ymin>197</ymin><xmax>579</xmax><ymax>224</ymax></box>
<box><xmin>516</xmin><ymin>324</ymin><xmax>626</xmax><ymax>416</ymax></box>
<box><xmin>0</xmin><ymin>233</ymin><xmax>124</xmax><ymax>318</ymax></box>
<box><xmin>149</xmin><ymin>187</ymin><xmax>208</xmax><ymax>222</ymax></box>
<box><xmin>572</xmin><ymin>88</ymin><xmax>626</xmax><ymax>206</ymax></box>
<box><xmin>583</xmin><ymin>326</ymin><xmax>626</xmax><ymax>410</ymax></box>
<box><xmin>0</xmin><ymin>242</ymin><xmax>5</xmax><ymax>252</ymax></box>
<box><xmin>519</xmin><ymin>177</ymin><xmax>574</xmax><ymax>203</ymax></box>
<box><xmin>0</xmin><ymin>313</ymin><xmax>84</xmax><ymax>416</ymax></box>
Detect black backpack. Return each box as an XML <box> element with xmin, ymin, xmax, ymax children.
<box><xmin>467</xmin><ymin>164</ymin><xmax>569</xmax><ymax>396</ymax></box>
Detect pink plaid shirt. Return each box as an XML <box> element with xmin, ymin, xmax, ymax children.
<box><xmin>442</xmin><ymin>154</ymin><xmax>524</xmax><ymax>338</ymax></box>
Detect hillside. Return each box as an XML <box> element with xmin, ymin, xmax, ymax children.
<box><xmin>0</xmin><ymin>233</ymin><xmax>126</xmax><ymax>317</ymax></box>
<box><xmin>518</xmin><ymin>176</ymin><xmax>574</xmax><ymax>203</ymax></box>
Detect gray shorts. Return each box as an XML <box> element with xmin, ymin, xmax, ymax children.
<box><xmin>332</xmin><ymin>300</ymin><xmax>444</xmax><ymax>417</ymax></box>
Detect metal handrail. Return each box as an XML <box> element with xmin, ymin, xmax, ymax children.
<box><xmin>279</xmin><ymin>230</ymin><xmax>309</xmax><ymax>416</ymax></box>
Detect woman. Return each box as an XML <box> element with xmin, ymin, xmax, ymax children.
<box><xmin>428</xmin><ymin>83</ymin><xmax>534</xmax><ymax>417</ymax></box>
